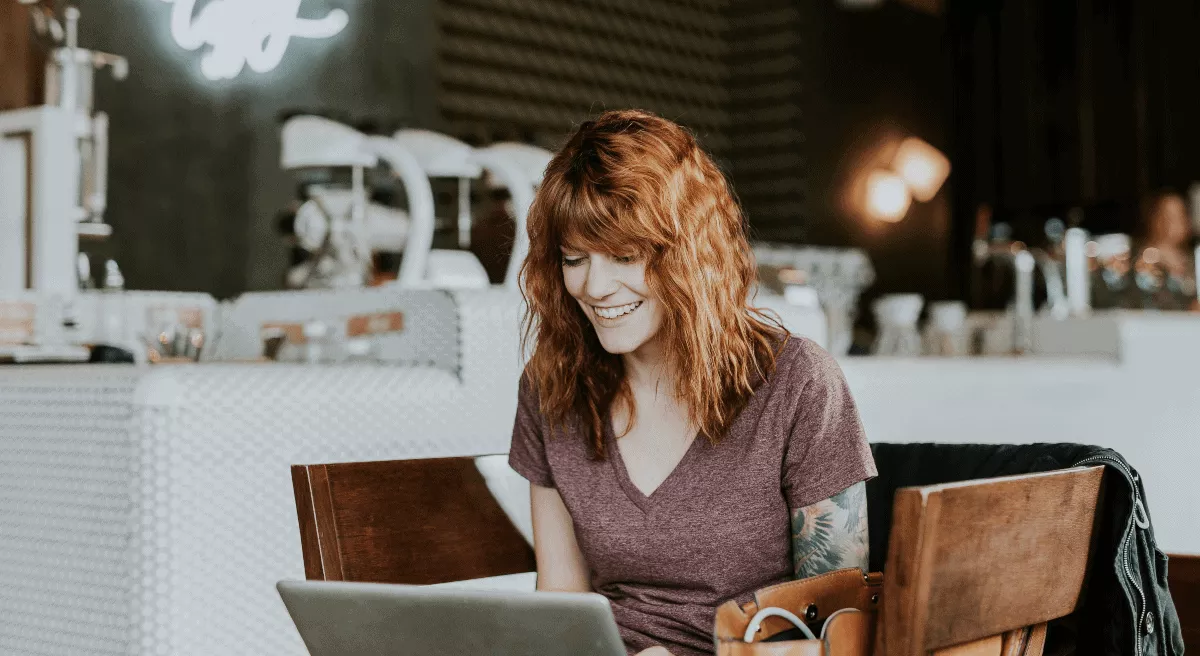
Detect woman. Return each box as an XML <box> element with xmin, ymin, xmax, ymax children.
<box><xmin>508</xmin><ymin>110</ymin><xmax>876</xmax><ymax>656</ymax></box>
<box><xmin>1141</xmin><ymin>189</ymin><xmax>1195</xmax><ymax>279</ymax></box>
<box><xmin>1136</xmin><ymin>189</ymin><xmax>1198</xmax><ymax>310</ymax></box>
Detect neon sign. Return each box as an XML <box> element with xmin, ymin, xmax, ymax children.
<box><xmin>159</xmin><ymin>0</ymin><xmax>349</xmax><ymax>80</ymax></box>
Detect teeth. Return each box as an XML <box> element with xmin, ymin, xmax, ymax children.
<box><xmin>594</xmin><ymin>301</ymin><xmax>642</xmax><ymax>319</ymax></box>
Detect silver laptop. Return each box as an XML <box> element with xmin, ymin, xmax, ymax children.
<box><xmin>277</xmin><ymin>580</ymin><xmax>627</xmax><ymax>656</ymax></box>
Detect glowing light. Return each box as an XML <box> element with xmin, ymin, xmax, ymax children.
<box><xmin>159</xmin><ymin>0</ymin><xmax>349</xmax><ymax>80</ymax></box>
<box><xmin>864</xmin><ymin>170</ymin><xmax>911</xmax><ymax>223</ymax></box>
<box><xmin>892</xmin><ymin>137</ymin><xmax>951</xmax><ymax>202</ymax></box>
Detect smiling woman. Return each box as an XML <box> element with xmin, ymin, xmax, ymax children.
<box><xmin>558</xmin><ymin>251</ymin><xmax>660</xmax><ymax>356</ymax></box>
<box><xmin>508</xmin><ymin>110</ymin><xmax>876</xmax><ymax>656</ymax></box>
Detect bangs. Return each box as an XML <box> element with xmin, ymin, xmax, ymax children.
<box><xmin>546</xmin><ymin>180</ymin><xmax>656</xmax><ymax>257</ymax></box>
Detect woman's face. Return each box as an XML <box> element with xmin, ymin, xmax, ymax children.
<box><xmin>1152</xmin><ymin>196</ymin><xmax>1192</xmax><ymax>247</ymax></box>
<box><xmin>561</xmin><ymin>249</ymin><xmax>664</xmax><ymax>356</ymax></box>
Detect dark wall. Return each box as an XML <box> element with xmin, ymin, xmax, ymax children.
<box><xmin>60</xmin><ymin>0</ymin><xmax>1200</xmax><ymax>302</ymax></box>
<box><xmin>75</xmin><ymin>0</ymin><xmax>950</xmax><ymax>299</ymax></box>
<box><xmin>434</xmin><ymin>0</ymin><xmax>949</xmax><ymax>302</ymax></box>
<box><xmin>78</xmin><ymin>0</ymin><xmax>437</xmax><ymax>296</ymax></box>
<box><xmin>725</xmin><ymin>1</ymin><xmax>807</xmax><ymax>241</ymax></box>
<box><xmin>436</xmin><ymin>0</ymin><xmax>728</xmax><ymax>152</ymax></box>
<box><xmin>804</xmin><ymin>3</ymin><xmax>954</xmax><ymax>302</ymax></box>
<box><xmin>947</xmin><ymin>0</ymin><xmax>1200</xmax><ymax>298</ymax></box>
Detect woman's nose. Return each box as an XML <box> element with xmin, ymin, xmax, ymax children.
<box><xmin>584</xmin><ymin>257</ymin><xmax>620</xmax><ymax>299</ymax></box>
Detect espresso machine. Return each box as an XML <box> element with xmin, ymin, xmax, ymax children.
<box><xmin>0</xmin><ymin>1</ymin><xmax>125</xmax><ymax>294</ymax></box>
<box><xmin>258</xmin><ymin>116</ymin><xmax>559</xmax><ymax>363</ymax></box>
<box><xmin>278</xmin><ymin>115</ymin><xmax>553</xmax><ymax>291</ymax></box>
<box><xmin>278</xmin><ymin>115</ymin><xmax>410</xmax><ymax>289</ymax></box>
<box><xmin>0</xmin><ymin>2</ymin><xmax>219</xmax><ymax>363</ymax></box>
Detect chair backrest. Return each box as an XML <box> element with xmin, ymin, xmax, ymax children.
<box><xmin>290</xmin><ymin>456</ymin><xmax>536</xmax><ymax>584</ymax></box>
<box><xmin>1167</xmin><ymin>553</ymin><xmax>1200</xmax><ymax>651</ymax></box>
<box><xmin>880</xmin><ymin>465</ymin><xmax>1106</xmax><ymax>656</ymax></box>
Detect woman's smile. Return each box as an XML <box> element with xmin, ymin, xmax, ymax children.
<box><xmin>592</xmin><ymin>300</ymin><xmax>644</xmax><ymax>321</ymax></box>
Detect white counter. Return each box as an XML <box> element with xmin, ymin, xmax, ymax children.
<box><xmin>840</xmin><ymin>356</ymin><xmax>1199</xmax><ymax>554</ymax></box>
<box><xmin>0</xmin><ymin>290</ymin><xmax>528</xmax><ymax>656</ymax></box>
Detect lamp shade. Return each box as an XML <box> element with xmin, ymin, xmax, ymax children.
<box><xmin>865</xmin><ymin>170</ymin><xmax>912</xmax><ymax>222</ymax></box>
<box><xmin>892</xmin><ymin>137</ymin><xmax>950</xmax><ymax>202</ymax></box>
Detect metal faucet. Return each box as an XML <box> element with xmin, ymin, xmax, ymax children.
<box><xmin>974</xmin><ymin>241</ymin><xmax>1065</xmax><ymax>354</ymax></box>
<box><xmin>1012</xmin><ymin>249</ymin><xmax>1035</xmax><ymax>354</ymax></box>
<box><xmin>1030</xmin><ymin>248</ymin><xmax>1069</xmax><ymax>320</ymax></box>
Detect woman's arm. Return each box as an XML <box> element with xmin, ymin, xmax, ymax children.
<box><xmin>790</xmin><ymin>481</ymin><xmax>869</xmax><ymax>579</ymax></box>
<box><xmin>530</xmin><ymin>483</ymin><xmax>591</xmax><ymax>592</ymax></box>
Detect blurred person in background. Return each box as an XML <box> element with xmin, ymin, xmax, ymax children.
<box><xmin>1137</xmin><ymin>189</ymin><xmax>1198</xmax><ymax>310</ymax></box>
<box><xmin>1141</xmin><ymin>189</ymin><xmax>1195</xmax><ymax>280</ymax></box>
<box><xmin>507</xmin><ymin>110</ymin><xmax>876</xmax><ymax>656</ymax></box>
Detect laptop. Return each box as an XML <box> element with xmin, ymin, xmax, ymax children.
<box><xmin>277</xmin><ymin>579</ymin><xmax>627</xmax><ymax>656</ymax></box>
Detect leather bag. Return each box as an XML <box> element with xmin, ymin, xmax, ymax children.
<box><xmin>713</xmin><ymin>568</ymin><xmax>882</xmax><ymax>656</ymax></box>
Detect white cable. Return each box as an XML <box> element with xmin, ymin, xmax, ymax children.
<box><xmin>742</xmin><ymin>606</ymin><xmax>817</xmax><ymax>643</ymax></box>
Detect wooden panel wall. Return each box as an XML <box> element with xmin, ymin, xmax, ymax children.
<box><xmin>0</xmin><ymin>2</ymin><xmax>38</xmax><ymax>110</ymax></box>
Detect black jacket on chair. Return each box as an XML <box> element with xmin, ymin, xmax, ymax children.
<box><xmin>867</xmin><ymin>442</ymin><xmax>1183</xmax><ymax>656</ymax></box>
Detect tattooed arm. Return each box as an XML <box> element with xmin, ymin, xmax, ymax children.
<box><xmin>790</xmin><ymin>481</ymin><xmax>869</xmax><ymax>579</ymax></box>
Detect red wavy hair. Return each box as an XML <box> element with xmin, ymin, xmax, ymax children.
<box><xmin>520</xmin><ymin>109</ymin><xmax>786</xmax><ymax>458</ymax></box>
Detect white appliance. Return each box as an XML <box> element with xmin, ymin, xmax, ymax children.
<box><xmin>365</xmin><ymin>131</ymin><xmax>552</xmax><ymax>290</ymax></box>
<box><xmin>376</xmin><ymin>129</ymin><xmax>490</xmax><ymax>289</ymax></box>
<box><xmin>280</xmin><ymin>115</ymin><xmax>553</xmax><ymax>292</ymax></box>
<box><xmin>279</xmin><ymin>115</ymin><xmax>387</xmax><ymax>289</ymax></box>
<box><xmin>471</xmin><ymin>142</ymin><xmax>554</xmax><ymax>289</ymax></box>
<box><xmin>0</xmin><ymin>3</ymin><xmax>215</xmax><ymax>363</ymax></box>
<box><xmin>0</xmin><ymin>3</ymin><xmax>126</xmax><ymax>295</ymax></box>
<box><xmin>752</xmin><ymin>244</ymin><xmax>876</xmax><ymax>355</ymax></box>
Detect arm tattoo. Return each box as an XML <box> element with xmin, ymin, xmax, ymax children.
<box><xmin>790</xmin><ymin>481</ymin><xmax>869</xmax><ymax>579</ymax></box>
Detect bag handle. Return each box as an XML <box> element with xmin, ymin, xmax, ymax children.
<box><xmin>743</xmin><ymin>607</ymin><xmax>817</xmax><ymax>642</ymax></box>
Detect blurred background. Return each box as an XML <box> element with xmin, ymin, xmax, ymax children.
<box><xmin>3</xmin><ymin>0</ymin><xmax>1196</xmax><ymax>317</ymax></box>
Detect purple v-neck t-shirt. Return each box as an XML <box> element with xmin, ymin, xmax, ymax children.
<box><xmin>508</xmin><ymin>337</ymin><xmax>876</xmax><ymax>656</ymax></box>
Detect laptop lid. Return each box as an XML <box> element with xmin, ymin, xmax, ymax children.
<box><xmin>277</xmin><ymin>579</ymin><xmax>627</xmax><ymax>656</ymax></box>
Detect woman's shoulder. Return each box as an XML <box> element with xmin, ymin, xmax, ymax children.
<box><xmin>515</xmin><ymin>368</ymin><xmax>576</xmax><ymax>434</ymax></box>
<box><xmin>772</xmin><ymin>335</ymin><xmax>842</xmax><ymax>385</ymax></box>
<box><xmin>516</xmin><ymin>367</ymin><xmax>542</xmax><ymax>415</ymax></box>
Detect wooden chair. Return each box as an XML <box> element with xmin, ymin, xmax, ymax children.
<box><xmin>289</xmin><ymin>456</ymin><xmax>1111</xmax><ymax>655</ymax></box>
<box><xmin>290</xmin><ymin>456</ymin><xmax>535</xmax><ymax>584</ymax></box>
<box><xmin>879</xmin><ymin>466</ymin><xmax>1106</xmax><ymax>656</ymax></box>
<box><xmin>1166</xmin><ymin>553</ymin><xmax>1200</xmax><ymax>651</ymax></box>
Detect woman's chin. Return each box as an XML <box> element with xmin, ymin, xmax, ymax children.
<box><xmin>593</xmin><ymin>329</ymin><xmax>649</xmax><ymax>355</ymax></box>
<box><xmin>596</xmin><ymin>336</ymin><xmax>638</xmax><ymax>355</ymax></box>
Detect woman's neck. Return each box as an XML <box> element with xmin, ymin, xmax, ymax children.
<box><xmin>618</xmin><ymin>338</ymin><xmax>693</xmax><ymax>435</ymax></box>
<box><xmin>621</xmin><ymin>338</ymin><xmax>671</xmax><ymax>394</ymax></box>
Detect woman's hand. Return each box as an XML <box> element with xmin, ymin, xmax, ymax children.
<box><xmin>635</xmin><ymin>647</ymin><xmax>674</xmax><ymax>656</ymax></box>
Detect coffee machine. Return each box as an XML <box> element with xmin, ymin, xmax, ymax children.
<box><xmin>0</xmin><ymin>1</ymin><xmax>126</xmax><ymax>294</ymax></box>
<box><xmin>0</xmin><ymin>2</ymin><xmax>221</xmax><ymax>363</ymax></box>
<box><xmin>277</xmin><ymin>115</ymin><xmax>553</xmax><ymax>291</ymax></box>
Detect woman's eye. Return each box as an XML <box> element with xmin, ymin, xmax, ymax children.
<box><xmin>561</xmin><ymin>256</ymin><xmax>585</xmax><ymax>267</ymax></box>
<box><xmin>614</xmin><ymin>254</ymin><xmax>638</xmax><ymax>264</ymax></box>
